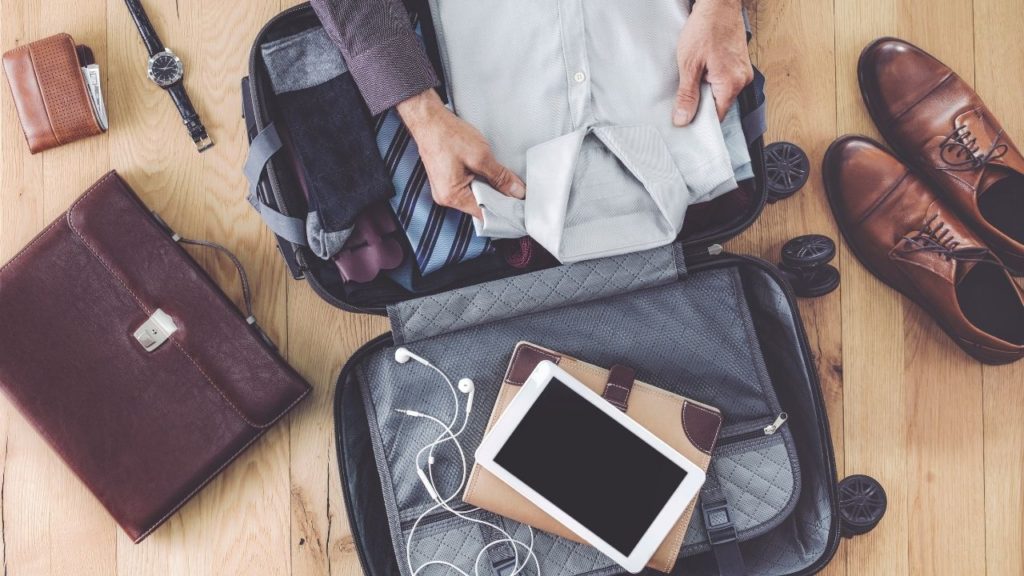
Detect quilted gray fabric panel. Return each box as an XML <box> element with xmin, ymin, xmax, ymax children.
<box><xmin>509</xmin><ymin>525</ymin><xmax>616</xmax><ymax>576</ymax></box>
<box><xmin>387</xmin><ymin>243</ymin><xmax>685</xmax><ymax>344</ymax></box>
<box><xmin>403</xmin><ymin>509</ymin><xmax>620</xmax><ymax>576</ymax></box>
<box><xmin>407</xmin><ymin>515</ymin><xmax>493</xmax><ymax>574</ymax></box>
<box><xmin>683</xmin><ymin>434</ymin><xmax>801</xmax><ymax>551</ymax></box>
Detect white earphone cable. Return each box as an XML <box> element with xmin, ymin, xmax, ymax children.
<box><xmin>394</xmin><ymin>349</ymin><xmax>539</xmax><ymax>576</ymax></box>
<box><xmin>399</xmin><ymin>410</ymin><xmax>534</xmax><ymax>576</ymax></box>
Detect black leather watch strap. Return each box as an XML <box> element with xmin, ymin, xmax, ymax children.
<box><xmin>123</xmin><ymin>0</ymin><xmax>213</xmax><ymax>152</ymax></box>
<box><xmin>124</xmin><ymin>0</ymin><xmax>164</xmax><ymax>56</ymax></box>
<box><xmin>168</xmin><ymin>83</ymin><xmax>213</xmax><ymax>151</ymax></box>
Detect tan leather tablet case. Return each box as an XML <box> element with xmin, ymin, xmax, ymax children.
<box><xmin>464</xmin><ymin>342</ymin><xmax>723</xmax><ymax>573</ymax></box>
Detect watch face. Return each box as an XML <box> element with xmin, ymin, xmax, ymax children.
<box><xmin>147</xmin><ymin>51</ymin><xmax>183</xmax><ymax>87</ymax></box>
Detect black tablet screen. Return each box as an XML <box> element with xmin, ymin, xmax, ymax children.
<box><xmin>493</xmin><ymin>378</ymin><xmax>688</xmax><ymax>555</ymax></box>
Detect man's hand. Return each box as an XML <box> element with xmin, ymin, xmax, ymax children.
<box><xmin>397</xmin><ymin>90</ymin><xmax>525</xmax><ymax>218</ymax></box>
<box><xmin>673</xmin><ymin>0</ymin><xmax>753</xmax><ymax>126</ymax></box>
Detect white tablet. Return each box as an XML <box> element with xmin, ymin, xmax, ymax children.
<box><xmin>474</xmin><ymin>361</ymin><xmax>706</xmax><ymax>573</ymax></box>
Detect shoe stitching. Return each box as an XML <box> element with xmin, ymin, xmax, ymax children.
<box><xmin>892</xmin><ymin>72</ymin><xmax>955</xmax><ymax>121</ymax></box>
<box><xmin>854</xmin><ymin>170</ymin><xmax>912</xmax><ymax>226</ymax></box>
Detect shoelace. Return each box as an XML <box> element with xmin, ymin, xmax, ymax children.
<box><xmin>899</xmin><ymin>214</ymin><xmax>1013</xmax><ymax>271</ymax></box>
<box><xmin>938</xmin><ymin>124</ymin><xmax>1009</xmax><ymax>171</ymax></box>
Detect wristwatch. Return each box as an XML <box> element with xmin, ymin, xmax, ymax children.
<box><xmin>123</xmin><ymin>0</ymin><xmax>213</xmax><ymax>152</ymax></box>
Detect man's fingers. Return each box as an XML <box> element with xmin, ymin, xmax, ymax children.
<box><xmin>463</xmin><ymin>200</ymin><xmax>483</xmax><ymax>220</ymax></box>
<box><xmin>471</xmin><ymin>151</ymin><xmax>526</xmax><ymax>199</ymax></box>
<box><xmin>448</xmin><ymin>188</ymin><xmax>483</xmax><ymax>219</ymax></box>
<box><xmin>433</xmin><ymin>183</ymin><xmax>484</xmax><ymax>219</ymax></box>
<box><xmin>674</xmin><ymin>58</ymin><xmax>704</xmax><ymax>126</ymax></box>
<box><xmin>712</xmin><ymin>67</ymin><xmax>754</xmax><ymax>121</ymax></box>
<box><xmin>711</xmin><ymin>82</ymin><xmax>741</xmax><ymax>121</ymax></box>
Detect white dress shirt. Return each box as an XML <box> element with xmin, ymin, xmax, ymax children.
<box><xmin>429</xmin><ymin>0</ymin><xmax>753</xmax><ymax>263</ymax></box>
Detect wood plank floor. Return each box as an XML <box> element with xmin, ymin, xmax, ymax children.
<box><xmin>1</xmin><ymin>1</ymin><xmax>1022</xmax><ymax>574</ymax></box>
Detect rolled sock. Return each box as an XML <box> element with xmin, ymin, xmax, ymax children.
<box><xmin>261</xmin><ymin>28</ymin><xmax>394</xmax><ymax>258</ymax></box>
<box><xmin>306</xmin><ymin>214</ymin><xmax>354</xmax><ymax>260</ymax></box>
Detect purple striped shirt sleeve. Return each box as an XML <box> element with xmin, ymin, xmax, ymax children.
<box><xmin>310</xmin><ymin>0</ymin><xmax>439</xmax><ymax>116</ymax></box>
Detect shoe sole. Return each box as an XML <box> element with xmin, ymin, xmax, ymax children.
<box><xmin>822</xmin><ymin>136</ymin><xmax>1023</xmax><ymax>365</ymax></box>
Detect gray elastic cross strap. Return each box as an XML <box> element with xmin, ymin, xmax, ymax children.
<box><xmin>700</xmin><ymin>469</ymin><xmax>748</xmax><ymax>576</ymax></box>
<box><xmin>242</xmin><ymin>122</ymin><xmax>308</xmax><ymax>246</ymax></box>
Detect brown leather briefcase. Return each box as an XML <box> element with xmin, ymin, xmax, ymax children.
<box><xmin>0</xmin><ymin>171</ymin><xmax>311</xmax><ymax>542</ymax></box>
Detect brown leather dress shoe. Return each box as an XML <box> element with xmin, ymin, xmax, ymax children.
<box><xmin>824</xmin><ymin>136</ymin><xmax>1024</xmax><ymax>364</ymax></box>
<box><xmin>859</xmin><ymin>37</ymin><xmax>1024</xmax><ymax>272</ymax></box>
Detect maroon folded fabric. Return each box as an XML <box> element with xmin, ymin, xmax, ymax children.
<box><xmin>333</xmin><ymin>203</ymin><xmax>405</xmax><ymax>283</ymax></box>
<box><xmin>498</xmin><ymin>236</ymin><xmax>556</xmax><ymax>270</ymax></box>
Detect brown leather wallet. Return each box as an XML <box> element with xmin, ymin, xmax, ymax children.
<box><xmin>2</xmin><ymin>33</ymin><xmax>104</xmax><ymax>153</ymax></box>
<box><xmin>464</xmin><ymin>342</ymin><xmax>723</xmax><ymax>573</ymax></box>
<box><xmin>0</xmin><ymin>171</ymin><xmax>311</xmax><ymax>542</ymax></box>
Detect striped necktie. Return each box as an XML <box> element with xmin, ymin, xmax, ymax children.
<box><xmin>373</xmin><ymin>20</ymin><xmax>491</xmax><ymax>276</ymax></box>
<box><xmin>374</xmin><ymin>112</ymin><xmax>490</xmax><ymax>276</ymax></box>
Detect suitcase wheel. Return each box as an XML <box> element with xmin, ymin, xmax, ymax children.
<box><xmin>765</xmin><ymin>141</ymin><xmax>810</xmax><ymax>202</ymax></box>
<box><xmin>778</xmin><ymin>234</ymin><xmax>840</xmax><ymax>298</ymax></box>
<box><xmin>838</xmin><ymin>474</ymin><xmax>887</xmax><ymax>538</ymax></box>
<box><xmin>781</xmin><ymin>234</ymin><xmax>836</xmax><ymax>269</ymax></box>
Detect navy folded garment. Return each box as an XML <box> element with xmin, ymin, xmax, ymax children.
<box><xmin>261</xmin><ymin>28</ymin><xmax>393</xmax><ymax>259</ymax></box>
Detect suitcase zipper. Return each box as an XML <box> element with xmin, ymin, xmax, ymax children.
<box><xmin>684</xmin><ymin>243</ymin><xmax>724</xmax><ymax>266</ymax></box>
<box><xmin>716</xmin><ymin>412</ymin><xmax>789</xmax><ymax>446</ymax></box>
<box><xmin>764</xmin><ymin>412</ymin><xmax>789</xmax><ymax>434</ymax></box>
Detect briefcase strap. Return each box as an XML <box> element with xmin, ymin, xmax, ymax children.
<box><xmin>150</xmin><ymin>210</ymin><xmax>278</xmax><ymax>349</ymax></box>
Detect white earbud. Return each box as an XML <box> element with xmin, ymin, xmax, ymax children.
<box><xmin>395</xmin><ymin>347</ymin><xmax>431</xmax><ymax>366</ymax></box>
<box><xmin>458</xmin><ymin>378</ymin><xmax>475</xmax><ymax>414</ymax></box>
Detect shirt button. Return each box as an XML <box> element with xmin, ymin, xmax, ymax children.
<box><xmin>573</xmin><ymin>71</ymin><xmax>586</xmax><ymax>83</ymax></box>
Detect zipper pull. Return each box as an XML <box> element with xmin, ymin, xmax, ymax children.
<box><xmin>683</xmin><ymin>243</ymin><xmax>725</xmax><ymax>265</ymax></box>
<box><xmin>763</xmin><ymin>412</ymin><xmax>788</xmax><ymax>435</ymax></box>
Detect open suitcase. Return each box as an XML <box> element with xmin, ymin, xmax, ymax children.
<box><xmin>241</xmin><ymin>3</ymin><xmax>886</xmax><ymax>575</ymax></box>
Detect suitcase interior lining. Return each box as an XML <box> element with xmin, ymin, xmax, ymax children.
<box><xmin>344</xmin><ymin>259</ymin><xmax>833</xmax><ymax>575</ymax></box>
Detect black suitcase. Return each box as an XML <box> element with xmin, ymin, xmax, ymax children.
<box><xmin>241</xmin><ymin>4</ymin><xmax>885</xmax><ymax>575</ymax></box>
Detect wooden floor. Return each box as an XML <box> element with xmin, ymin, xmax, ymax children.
<box><xmin>1</xmin><ymin>0</ymin><xmax>1022</xmax><ymax>574</ymax></box>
